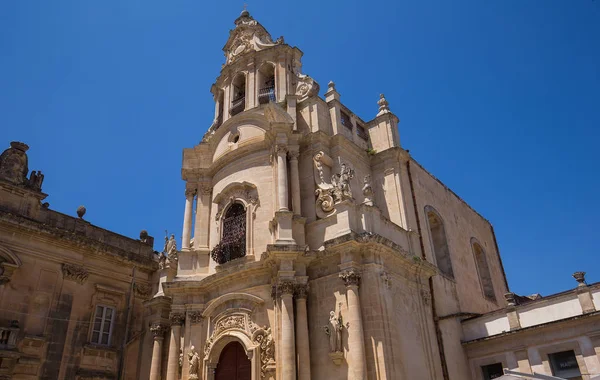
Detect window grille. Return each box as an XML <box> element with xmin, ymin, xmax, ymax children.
<box><xmin>211</xmin><ymin>203</ymin><xmax>247</xmax><ymax>264</ymax></box>
<box><xmin>340</xmin><ymin>111</ymin><xmax>353</xmax><ymax>130</ymax></box>
<box><xmin>356</xmin><ymin>124</ymin><xmax>369</xmax><ymax>140</ymax></box>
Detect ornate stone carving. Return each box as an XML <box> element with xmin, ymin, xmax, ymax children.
<box><xmin>203</xmin><ymin>313</ymin><xmax>275</xmax><ymax>377</ymax></box>
<box><xmin>61</xmin><ymin>263</ymin><xmax>88</xmax><ymax>284</ymax></box>
<box><xmin>150</xmin><ymin>323</ymin><xmax>166</xmax><ymax>339</ymax></box>
<box><xmin>200</xmin><ymin>186</ymin><xmax>212</xmax><ymax>196</ymax></box>
<box><xmin>339</xmin><ymin>269</ymin><xmax>361</xmax><ymax>287</ymax></box>
<box><xmin>250</xmin><ymin>323</ymin><xmax>275</xmax><ymax>377</ymax></box>
<box><xmin>163</xmin><ymin>233</ymin><xmax>178</xmax><ymax>263</ymax></box>
<box><xmin>323</xmin><ymin>305</ymin><xmax>349</xmax><ymax>365</ymax></box>
<box><xmin>170</xmin><ymin>313</ymin><xmax>185</xmax><ymax>326</ymax></box>
<box><xmin>362</xmin><ymin>175</ymin><xmax>374</xmax><ymax>206</ymax></box>
<box><xmin>0</xmin><ymin>141</ymin><xmax>29</xmax><ymax>186</ymax></box>
<box><xmin>133</xmin><ymin>283</ymin><xmax>151</xmax><ymax>298</ymax></box>
<box><xmin>288</xmin><ymin>149</ymin><xmax>299</xmax><ymax>161</ymax></box>
<box><xmin>188</xmin><ymin>311</ymin><xmax>203</xmax><ymax>324</ymax></box>
<box><xmin>185</xmin><ymin>188</ymin><xmax>197</xmax><ymax>198</ymax></box>
<box><xmin>295</xmin><ymin>73</ymin><xmax>320</xmax><ymax>101</ymax></box>
<box><xmin>294</xmin><ymin>284</ymin><xmax>308</xmax><ymax>299</ymax></box>
<box><xmin>504</xmin><ymin>292</ymin><xmax>516</xmax><ymax>306</ymax></box>
<box><xmin>213</xmin><ymin>182</ymin><xmax>259</xmax><ymax>223</ymax></box>
<box><xmin>275</xmin><ymin>145</ymin><xmax>288</xmax><ymax>155</ymax></box>
<box><xmin>224</xmin><ymin>10</ymin><xmax>284</xmax><ymax>65</ymax></box>
<box><xmin>380</xmin><ymin>271</ymin><xmax>391</xmax><ymax>289</ymax></box>
<box><xmin>188</xmin><ymin>345</ymin><xmax>200</xmax><ymax>380</ymax></box>
<box><xmin>377</xmin><ymin>93</ymin><xmax>391</xmax><ymax>117</ymax></box>
<box><xmin>573</xmin><ymin>271</ymin><xmax>586</xmax><ymax>287</ymax></box>
<box><xmin>278</xmin><ymin>281</ymin><xmax>295</xmax><ymax>296</ymax></box>
<box><xmin>313</xmin><ymin>152</ymin><xmax>355</xmax><ymax>219</ymax></box>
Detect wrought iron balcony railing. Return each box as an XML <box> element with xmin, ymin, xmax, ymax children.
<box><xmin>230</xmin><ymin>96</ymin><xmax>246</xmax><ymax>116</ymax></box>
<box><xmin>258</xmin><ymin>86</ymin><xmax>276</xmax><ymax>105</ymax></box>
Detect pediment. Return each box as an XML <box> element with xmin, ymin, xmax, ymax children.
<box><xmin>223</xmin><ymin>12</ymin><xmax>284</xmax><ymax>65</ymax></box>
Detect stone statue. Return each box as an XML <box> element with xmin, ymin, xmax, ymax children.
<box><xmin>324</xmin><ymin>310</ymin><xmax>344</xmax><ymax>353</ymax></box>
<box><xmin>0</xmin><ymin>142</ymin><xmax>29</xmax><ymax>186</ymax></box>
<box><xmin>362</xmin><ymin>175</ymin><xmax>374</xmax><ymax>206</ymax></box>
<box><xmin>164</xmin><ymin>233</ymin><xmax>177</xmax><ymax>262</ymax></box>
<box><xmin>188</xmin><ymin>345</ymin><xmax>200</xmax><ymax>380</ymax></box>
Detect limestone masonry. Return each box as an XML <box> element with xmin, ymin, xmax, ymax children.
<box><xmin>0</xmin><ymin>9</ymin><xmax>598</xmax><ymax>380</ymax></box>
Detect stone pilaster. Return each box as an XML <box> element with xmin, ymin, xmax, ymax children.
<box><xmin>295</xmin><ymin>283</ymin><xmax>311</xmax><ymax>380</ymax></box>
<box><xmin>166</xmin><ymin>313</ymin><xmax>185</xmax><ymax>380</ymax></box>
<box><xmin>182</xmin><ymin>187</ymin><xmax>196</xmax><ymax>251</ymax></box>
<box><xmin>149</xmin><ymin>323</ymin><xmax>167</xmax><ymax>380</ymax></box>
<box><xmin>573</xmin><ymin>272</ymin><xmax>596</xmax><ymax>313</ymax></box>
<box><xmin>504</xmin><ymin>292</ymin><xmax>521</xmax><ymax>330</ymax></box>
<box><xmin>340</xmin><ymin>269</ymin><xmax>367</xmax><ymax>379</ymax></box>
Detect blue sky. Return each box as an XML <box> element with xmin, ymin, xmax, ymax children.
<box><xmin>1</xmin><ymin>1</ymin><xmax>598</xmax><ymax>296</ymax></box>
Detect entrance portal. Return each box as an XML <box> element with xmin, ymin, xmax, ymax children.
<box><xmin>215</xmin><ymin>341</ymin><xmax>251</xmax><ymax>380</ymax></box>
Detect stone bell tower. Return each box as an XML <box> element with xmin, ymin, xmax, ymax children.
<box><xmin>147</xmin><ymin>8</ymin><xmax>508</xmax><ymax>380</ymax></box>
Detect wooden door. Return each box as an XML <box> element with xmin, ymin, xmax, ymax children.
<box><xmin>215</xmin><ymin>342</ymin><xmax>251</xmax><ymax>380</ymax></box>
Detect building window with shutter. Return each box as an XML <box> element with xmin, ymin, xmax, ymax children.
<box><xmin>91</xmin><ymin>305</ymin><xmax>115</xmax><ymax>346</ymax></box>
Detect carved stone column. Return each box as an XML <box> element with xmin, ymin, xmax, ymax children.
<box><xmin>166</xmin><ymin>313</ymin><xmax>184</xmax><ymax>380</ymax></box>
<box><xmin>182</xmin><ymin>188</ymin><xmax>196</xmax><ymax>250</ymax></box>
<box><xmin>149</xmin><ymin>323</ymin><xmax>167</xmax><ymax>380</ymax></box>
<box><xmin>288</xmin><ymin>148</ymin><xmax>301</xmax><ymax>215</ymax></box>
<box><xmin>279</xmin><ymin>281</ymin><xmax>296</xmax><ymax>380</ymax></box>
<box><xmin>276</xmin><ymin>145</ymin><xmax>289</xmax><ymax>211</ymax></box>
<box><xmin>340</xmin><ymin>270</ymin><xmax>367</xmax><ymax>379</ymax></box>
<box><xmin>295</xmin><ymin>284</ymin><xmax>311</xmax><ymax>380</ymax></box>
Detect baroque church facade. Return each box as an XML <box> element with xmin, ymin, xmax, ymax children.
<box><xmin>1</xmin><ymin>9</ymin><xmax>599</xmax><ymax>380</ymax></box>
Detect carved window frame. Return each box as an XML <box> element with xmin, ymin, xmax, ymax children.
<box><xmin>87</xmin><ymin>284</ymin><xmax>125</xmax><ymax>347</ymax></box>
<box><xmin>213</xmin><ymin>182</ymin><xmax>260</xmax><ymax>258</ymax></box>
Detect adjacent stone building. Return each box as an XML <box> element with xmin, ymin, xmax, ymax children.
<box><xmin>0</xmin><ymin>141</ymin><xmax>159</xmax><ymax>379</ymax></box>
<box><xmin>1</xmin><ymin>9</ymin><xmax>598</xmax><ymax>380</ymax></box>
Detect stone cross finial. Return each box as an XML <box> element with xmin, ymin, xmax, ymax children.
<box><xmin>377</xmin><ymin>93</ymin><xmax>391</xmax><ymax>117</ymax></box>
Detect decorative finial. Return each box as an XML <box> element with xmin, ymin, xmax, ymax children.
<box><xmin>376</xmin><ymin>93</ymin><xmax>390</xmax><ymax>117</ymax></box>
<box><xmin>328</xmin><ymin>80</ymin><xmax>335</xmax><ymax>89</ymax></box>
<box><xmin>10</xmin><ymin>141</ymin><xmax>29</xmax><ymax>152</ymax></box>
<box><xmin>573</xmin><ymin>271</ymin><xmax>587</xmax><ymax>287</ymax></box>
<box><xmin>240</xmin><ymin>3</ymin><xmax>249</xmax><ymax>17</ymax></box>
<box><xmin>76</xmin><ymin>205</ymin><xmax>86</xmax><ymax>219</ymax></box>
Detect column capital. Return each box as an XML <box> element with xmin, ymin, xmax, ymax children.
<box><xmin>150</xmin><ymin>323</ymin><xmax>167</xmax><ymax>339</ymax></box>
<box><xmin>295</xmin><ymin>283</ymin><xmax>309</xmax><ymax>299</ymax></box>
<box><xmin>278</xmin><ymin>280</ymin><xmax>295</xmax><ymax>297</ymax></box>
<box><xmin>169</xmin><ymin>312</ymin><xmax>185</xmax><ymax>326</ymax></box>
<box><xmin>340</xmin><ymin>269</ymin><xmax>361</xmax><ymax>287</ymax></box>
<box><xmin>199</xmin><ymin>185</ymin><xmax>212</xmax><ymax>196</ymax></box>
<box><xmin>276</xmin><ymin>145</ymin><xmax>288</xmax><ymax>155</ymax></box>
<box><xmin>185</xmin><ymin>188</ymin><xmax>197</xmax><ymax>198</ymax></box>
<box><xmin>288</xmin><ymin>149</ymin><xmax>300</xmax><ymax>160</ymax></box>
<box><xmin>188</xmin><ymin>311</ymin><xmax>204</xmax><ymax>324</ymax></box>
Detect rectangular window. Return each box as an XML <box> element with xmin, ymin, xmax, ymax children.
<box><xmin>91</xmin><ymin>305</ymin><xmax>115</xmax><ymax>346</ymax></box>
<box><xmin>356</xmin><ymin>124</ymin><xmax>369</xmax><ymax>140</ymax></box>
<box><xmin>549</xmin><ymin>350</ymin><xmax>582</xmax><ymax>380</ymax></box>
<box><xmin>340</xmin><ymin>111</ymin><xmax>353</xmax><ymax>130</ymax></box>
<box><xmin>481</xmin><ymin>363</ymin><xmax>504</xmax><ymax>380</ymax></box>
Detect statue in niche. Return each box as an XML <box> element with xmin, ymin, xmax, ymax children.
<box><xmin>362</xmin><ymin>175</ymin><xmax>374</xmax><ymax>206</ymax></box>
<box><xmin>188</xmin><ymin>345</ymin><xmax>200</xmax><ymax>380</ymax></box>
<box><xmin>324</xmin><ymin>310</ymin><xmax>344</xmax><ymax>353</ymax></box>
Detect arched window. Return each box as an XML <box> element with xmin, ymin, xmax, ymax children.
<box><xmin>231</xmin><ymin>74</ymin><xmax>246</xmax><ymax>116</ymax></box>
<box><xmin>425</xmin><ymin>206</ymin><xmax>454</xmax><ymax>278</ymax></box>
<box><xmin>472</xmin><ymin>240</ymin><xmax>496</xmax><ymax>301</ymax></box>
<box><xmin>211</xmin><ymin>202</ymin><xmax>247</xmax><ymax>264</ymax></box>
<box><xmin>257</xmin><ymin>63</ymin><xmax>275</xmax><ymax>105</ymax></box>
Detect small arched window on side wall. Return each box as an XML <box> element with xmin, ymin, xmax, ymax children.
<box><xmin>425</xmin><ymin>206</ymin><xmax>454</xmax><ymax>278</ymax></box>
<box><xmin>472</xmin><ymin>239</ymin><xmax>496</xmax><ymax>302</ymax></box>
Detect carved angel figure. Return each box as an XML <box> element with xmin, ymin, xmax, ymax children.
<box><xmin>188</xmin><ymin>346</ymin><xmax>200</xmax><ymax>379</ymax></box>
<box><xmin>166</xmin><ymin>234</ymin><xmax>177</xmax><ymax>261</ymax></box>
